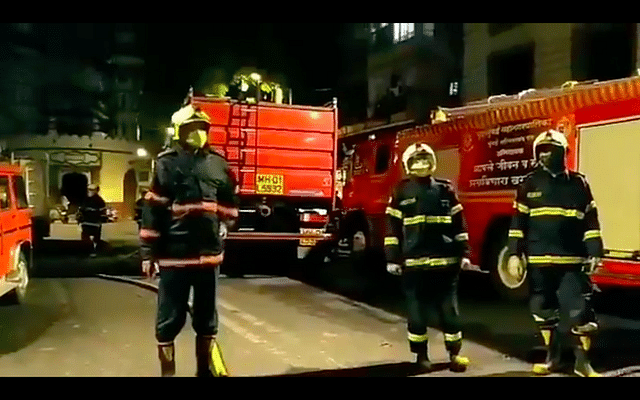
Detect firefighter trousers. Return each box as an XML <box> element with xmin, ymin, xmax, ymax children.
<box><xmin>528</xmin><ymin>265</ymin><xmax>597</xmax><ymax>363</ymax></box>
<box><xmin>156</xmin><ymin>266</ymin><xmax>219</xmax><ymax>343</ymax></box>
<box><xmin>401</xmin><ymin>268</ymin><xmax>463</xmax><ymax>355</ymax></box>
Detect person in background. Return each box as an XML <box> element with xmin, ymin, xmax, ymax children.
<box><xmin>78</xmin><ymin>184</ymin><xmax>106</xmax><ymax>257</ymax></box>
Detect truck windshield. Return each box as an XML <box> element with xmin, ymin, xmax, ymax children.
<box><xmin>13</xmin><ymin>176</ymin><xmax>29</xmax><ymax>209</ymax></box>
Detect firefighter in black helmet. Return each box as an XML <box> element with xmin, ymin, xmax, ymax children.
<box><xmin>78</xmin><ymin>183</ymin><xmax>106</xmax><ymax>257</ymax></box>
<box><xmin>384</xmin><ymin>142</ymin><xmax>472</xmax><ymax>373</ymax></box>
<box><xmin>139</xmin><ymin>103</ymin><xmax>239</xmax><ymax>377</ymax></box>
<box><xmin>507</xmin><ymin>129</ymin><xmax>603</xmax><ymax>377</ymax></box>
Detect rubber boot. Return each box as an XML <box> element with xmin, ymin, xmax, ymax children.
<box><xmin>445</xmin><ymin>337</ymin><xmax>469</xmax><ymax>373</ymax></box>
<box><xmin>196</xmin><ymin>335</ymin><xmax>214</xmax><ymax>377</ymax></box>
<box><xmin>158</xmin><ymin>342</ymin><xmax>175</xmax><ymax>377</ymax></box>
<box><xmin>415</xmin><ymin>352</ymin><xmax>433</xmax><ymax>371</ymax></box>
<box><xmin>532</xmin><ymin>328</ymin><xmax>563</xmax><ymax>376</ymax></box>
<box><xmin>572</xmin><ymin>323</ymin><xmax>600</xmax><ymax>377</ymax></box>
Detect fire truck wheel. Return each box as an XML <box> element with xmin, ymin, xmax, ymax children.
<box><xmin>7</xmin><ymin>251</ymin><xmax>29</xmax><ymax>305</ymax></box>
<box><xmin>487</xmin><ymin>233</ymin><xmax>529</xmax><ymax>302</ymax></box>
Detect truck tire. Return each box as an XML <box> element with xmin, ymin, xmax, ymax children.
<box><xmin>6</xmin><ymin>251</ymin><xmax>29</xmax><ymax>305</ymax></box>
<box><xmin>486</xmin><ymin>227</ymin><xmax>529</xmax><ymax>302</ymax></box>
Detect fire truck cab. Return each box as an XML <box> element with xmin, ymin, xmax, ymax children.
<box><xmin>0</xmin><ymin>164</ymin><xmax>33</xmax><ymax>304</ymax></box>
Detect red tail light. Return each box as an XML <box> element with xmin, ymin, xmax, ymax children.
<box><xmin>300</xmin><ymin>213</ymin><xmax>329</xmax><ymax>224</ymax></box>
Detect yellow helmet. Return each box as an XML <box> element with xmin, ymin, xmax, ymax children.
<box><xmin>171</xmin><ymin>105</ymin><xmax>210</xmax><ymax>148</ymax></box>
<box><xmin>402</xmin><ymin>142</ymin><xmax>436</xmax><ymax>175</ymax></box>
<box><xmin>533</xmin><ymin>129</ymin><xmax>568</xmax><ymax>160</ymax></box>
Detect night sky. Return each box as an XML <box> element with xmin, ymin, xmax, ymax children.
<box><xmin>140</xmin><ymin>23</ymin><xmax>347</xmax><ymax>105</ymax></box>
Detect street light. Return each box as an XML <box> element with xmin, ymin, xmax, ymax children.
<box><xmin>137</xmin><ymin>148</ymin><xmax>148</xmax><ymax>157</ymax></box>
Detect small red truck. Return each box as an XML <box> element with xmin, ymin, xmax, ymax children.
<box><xmin>0</xmin><ymin>163</ymin><xmax>33</xmax><ymax>303</ymax></box>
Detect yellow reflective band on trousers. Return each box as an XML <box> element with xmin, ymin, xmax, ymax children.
<box><xmin>540</xmin><ymin>329</ymin><xmax>552</xmax><ymax>346</ymax></box>
<box><xmin>444</xmin><ymin>332</ymin><xmax>463</xmax><ymax>342</ymax></box>
<box><xmin>527</xmin><ymin>255</ymin><xmax>586</xmax><ymax>264</ymax></box>
<box><xmin>405</xmin><ymin>257</ymin><xmax>459</xmax><ymax>268</ymax></box>
<box><xmin>384</xmin><ymin>237</ymin><xmax>400</xmax><ymax>246</ymax></box>
<box><xmin>403</xmin><ymin>215</ymin><xmax>452</xmax><ymax>225</ymax></box>
<box><xmin>529</xmin><ymin>207</ymin><xmax>585</xmax><ymax>219</ymax></box>
<box><xmin>386</xmin><ymin>207</ymin><xmax>403</xmax><ymax>219</ymax></box>
<box><xmin>509</xmin><ymin>229</ymin><xmax>524</xmax><ymax>238</ymax></box>
<box><xmin>408</xmin><ymin>332</ymin><xmax>428</xmax><ymax>343</ymax></box>
<box><xmin>211</xmin><ymin>340</ymin><xmax>228</xmax><ymax>377</ymax></box>
<box><xmin>583</xmin><ymin>230</ymin><xmax>602</xmax><ymax>241</ymax></box>
<box><xmin>454</xmin><ymin>233</ymin><xmax>469</xmax><ymax>242</ymax></box>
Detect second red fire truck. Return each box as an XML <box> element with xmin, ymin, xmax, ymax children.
<box><xmin>338</xmin><ymin>75</ymin><xmax>640</xmax><ymax>300</ymax></box>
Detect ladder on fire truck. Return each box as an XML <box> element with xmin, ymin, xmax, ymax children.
<box><xmin>228</xmin><ymin>101</ymin><xmax>258</xmax><ymax>194</ymax></box>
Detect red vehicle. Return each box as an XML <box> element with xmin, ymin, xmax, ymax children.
<box><xmin>187</xmin><ymin>94</ymin><xmax>339</xmax><ymax>273</ymax></box>
<box><xmin>0</xmin><ymin>164</ymin><xmax>33</xmax><ymax>304</ymax></box>
<box><xmin>338</xmin><ymin>76</ymin><xmax>640</xmax><ymax>300</ymax></box>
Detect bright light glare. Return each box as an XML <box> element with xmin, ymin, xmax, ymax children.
<box><xmin>137</xmin><ymin>148</ymin><xmax>148</xmax><ymax>157</ymax></box>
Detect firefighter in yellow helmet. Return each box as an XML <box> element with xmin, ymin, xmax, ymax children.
<box><xmin>507</xmin><ymin>129</ymin><xmax>603</xmax><ymax>377</ymax></box>
<box><xmin>139</xmin><ymin>103</ymin><xmax>239</xmax><ymax>377</ymax></box>
<box><xmin>384</xmin><ymin>142</ymin><xmax>471</xmax><ymax>372</ymax></box>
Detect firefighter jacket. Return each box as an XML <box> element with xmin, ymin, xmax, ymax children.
<box><xmin>384</xmin><ymin>176</ymin><xmax>470</xmax><ymax>271</ymax></box>
<box><xmin>139</xmin><ymin>145</ymin><xmax>239</xmax><ymax>267</ymax></box>
<box><xmin>78</xmin><ymin>194</ymin><xmax>106</xmax><ymax>226</ymax></box>
<box><xmin>508</xmin><ymin>167</ymin><xmax>604</xmax><ymax>266</ymax></box>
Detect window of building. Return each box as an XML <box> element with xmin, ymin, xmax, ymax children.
<box><xmin>423</xmin><ymin>23</ymin><xmax>435</xmax><ymax>37</ymax></box>
<box><xmin>393</xmin><ymin>23</ymin><xmax>415</xmax><ymax>43</ymax></box>
<box><xmin>12</xmin><ymin>176</ymin><xmax>29</xmax><ymax>209</ymax></box>
<box><xmin>571</xmin><ymin>23</ymin><xmax>636</xmax><ymax>82</ymax></box>
<box><xmin>488</xmin><ymin>43</ymin><xmax>535</xmax><ymax>96</ymax></box>
<box><xmin>375</xmin><ymin>145</ymin><xmax>391</xmax><ymax>174</ymax></box>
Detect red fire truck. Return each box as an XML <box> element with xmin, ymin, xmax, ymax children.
<box><xmin>0</xmin><ymin>164</ymin><xmax>33</xmax><ymax>304</ymax></box>
<box><xmin>187</xmin><ymin>94</ymin><xmax>339</xmax><ymax>275</ymax></box>
<box><xmin>338</xmin><ymin>76</ymin><xmax>640</xmax><ymax>300</ymax></box>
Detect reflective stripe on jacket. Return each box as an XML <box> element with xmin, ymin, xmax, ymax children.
<box><xmin>508</xmin><ymin>167</ymin><xmax>604</xmax><ymax>266</ymax></box>
<box><xmin>384</xmin><ymin>176</ymin><xmax>469</xmax><ymax>270</ymax></box>
<box><xmin>139</xmin><ymin>146</ymin><xmax>239</xmax><ymax>262</ymax></box>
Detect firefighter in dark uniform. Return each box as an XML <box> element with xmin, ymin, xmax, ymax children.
<box><xmin>78</xmin><ymin>184</ymin><xmax>107</xmax><ymax>257</ymax></box>
<box><xmin>507</xmin><ymin>129</ymin><xmax>603</xmax><ymax>377</ymax></box>
<box><xmin>384</xmin><ymin>142</ymin><xmax>471</xmax><ymax>372</ymax></box>
<box><xmin>139</xmin><ymin>104</ymin><xmax>239</xmax><ymax>377</ymax></box>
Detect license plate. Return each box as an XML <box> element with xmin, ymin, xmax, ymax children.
<box><xmin>300</xmin><ymin>228</ymin><xmax>324</xmax><ymax>247</ymax></box>
<box><xmin>300</xmin><ymin>238</ymin><xmax>317</xmax><ymax>246</ymax></box>
<box><xmin>256</xmin><ymin>174</ymin><xmax>284</xmax><ymax>195</ymax></box>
